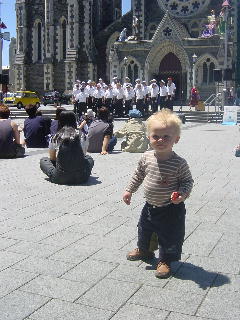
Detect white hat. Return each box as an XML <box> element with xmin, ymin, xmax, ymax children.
<box><xmin>135</xmin><ymin>78</ymin><xmax>140</xmax><ymax>82</ymax></box>
<box><xmin>160</xmin><ymin>79</ymin><xmax>165</xmax><ymax>84</ymax></box>
<box><xmin>151</xmin><ymin>79</ymin><xmax>157</xmax><ymax>83</ymax></box>
<box><xmin>86</xmin><ymin>109</ymin><xmax>94</xmax><ymax>118</ymax></box>
<box><xmin>87</xmin><ymin>80</ymin><xmax>92</xmax><ymax>84</ymax></box>
<box><xmin>113</xmin><ymin>76</ymin><xmax>118</xmax><ymax>80</ymax></box>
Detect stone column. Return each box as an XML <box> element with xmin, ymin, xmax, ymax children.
<box><xmin>44</xmin><ymin>0</ymin><xmax>54</xmax><ymax>90</ymax></box>
<box><xmin>65</xmin><ymin>0</ymin><xmax>79</xmax><ymax>90</ymax></box>
<box><xmin>14</xmin><ymin>0</ymin><xmax>27</xmax><ymax>90</ymax></box>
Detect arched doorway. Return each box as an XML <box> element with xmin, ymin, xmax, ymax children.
<box><xmin>158</xmin><ymin>53</ymin><xmax>183</xmax><ymax>100</ymax></box>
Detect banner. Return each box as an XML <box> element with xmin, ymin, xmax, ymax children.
<box><xmin>222</xmin><ymin>106</ymin><xmax>238</xmax><ymax>125</ymax></box>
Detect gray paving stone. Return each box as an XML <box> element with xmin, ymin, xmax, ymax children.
<box><xmin>39</xmin><ymin>229</ymin><xmax>89</xmax><ymax>248</ymax></box>
<box><xmin>28</xmin><ymin>299</ymin><xmax>113</xmax><ymax>320</ymax></box>
<box><xmin>61</xmin><ymin>259</ymin><xmax>118</xmax><ymax>285</ymax></box>
<box><xmin>76</xmin><ymin>278</ymin><xmax>140</xmax><ymax>311</ymax></box>
<box><xmin>130</xmin><ymin>285</ymin><xmax>204</xmax><ymax>315</ymax></box>
<box><xmin>167</xmin><ymin>313</ymin><xmax>210</xmax><ymax>320</ymax></box>
<box><xmin>186</xmin><ymin>255</ymin><xmax>240</xmax><ymax>275</ymax></box>
<box><xmin>107</xmin><ymin>263</ymin><xmax>169</xmax><ymax>287</ymax></box>
<box><xmin>0</xmin><ymin>237</ymin><xmax>19</xmax><ymax>250</ymax></box>
<box><xmin>5</xmin><ymin>240</ymin><xmax>61</xmax><ymax>258</ymax></box>
<box><xmin>49</xmin><ymin>242</ymin><xmax>100</xmax><ymax>264</ymax></box>
<box><xmin>111</xmin><ymin>303</ymin><xmax>169</xmax><ymax>319</ymax></box>
<box><xmin>182</xmin><ymin>228</ymin><xmax>222</xmax><ymax>256</ymax></box>
<box><xmin>20</xmin><ymin>275</ymin><xmax>90</xmax><ymax>302</ymax></box>
<box><xmin>0</xmin><ymin>267</ymin><xmax>38</xmax><ymax>298</ymax></box>
<box><xmin>13</xmin><ymin>256</ymin><xmax>76</xmax><ymax>277</ymax></box>
<box><xmin>0</xmin><ymin>290</ymin><xmax>50</xmax><ymax>320</ymax></box>
<box><xmin>197</xmin><ymin>290</ymin><xmax>240</xmax><ymax>320</ymax></box>
<box><xmin>0</xmin><ymin>250</ymin><xmax>28</xmax><ymax>271</ymax></box>
<box><xmin>90</xmin><ymin>247</ymin><xmax>142</xmax><ymax>265</ymax></box>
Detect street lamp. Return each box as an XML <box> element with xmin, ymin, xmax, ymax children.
<box><xmin>123</xmin><ymin>56</ymin><xmax>128</xmax><ymax>80</ymax></box>
<box><xmin>192</xmin><ymin>53</ymin><xmax>197</xmax><ymax>88</ymax></box>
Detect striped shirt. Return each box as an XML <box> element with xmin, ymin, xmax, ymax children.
<box><xmin>126</xmin><ymin>150</ymin><xmax>193</xmax><ymax>207</ymax></box>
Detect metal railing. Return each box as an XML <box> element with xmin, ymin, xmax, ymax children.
<box><xmin>204</xmin><ymin>93</ymin><xmax>223</xmax><ymax>123</ymax></box>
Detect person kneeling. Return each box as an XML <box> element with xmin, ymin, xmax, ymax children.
<box><xmin>114</xmin><ymin>109</ymin><xmax>149</xmax><ymax>153</ymax></box>
<box><xmin>40</xmin><ymin>111</ymin><xmax>94</xmax><ymax>185</ymax></box>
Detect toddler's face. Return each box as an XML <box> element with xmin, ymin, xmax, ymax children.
<box><xmin>148</xmin><ymin>122</ymin><xmax>180</xmax><ymax>154</ymax></box>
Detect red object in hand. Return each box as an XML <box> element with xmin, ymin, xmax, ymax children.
<box><xmin>171</xmin><ymin>192</ymin><xmax>180</xmax><ymax>200</ymax></box>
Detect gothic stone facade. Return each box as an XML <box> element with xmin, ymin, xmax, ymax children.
<box><xmin>14</xmin><ymin>0</ymin><xmax>121</xmax><ymax>94</ymax></box>
<box><xmin>99</xmin><ymin>0</ymin><xmax>236</xmax><ymax>101</ymax></box>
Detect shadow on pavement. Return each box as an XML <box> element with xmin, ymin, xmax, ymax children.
<box><xmin>145</xmin><ymin>260</ymin><xmax>230</xmax><ymax>289</ymax></box>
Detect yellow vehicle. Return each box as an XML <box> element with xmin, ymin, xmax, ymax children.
<box><xmin>3</xmin><ymin>91</ymin><xmax>41</xmax><ymax>109</ymax></box>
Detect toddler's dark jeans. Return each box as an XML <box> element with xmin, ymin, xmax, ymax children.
<box><xmin>137</xmin><ymin>202</ymin><xmax>186</xmax><ymax>263</ymax></box>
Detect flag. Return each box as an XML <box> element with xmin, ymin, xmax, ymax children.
<box><xmin>0</xmin><ymin>22</ymin><xmax>7</xmax><ymax>29</ymax></box>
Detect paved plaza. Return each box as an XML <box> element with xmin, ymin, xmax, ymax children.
<box><xmin>0</xmin><ymin>120</ymin><xmax>240</xmax><ymax>320</ymax></box>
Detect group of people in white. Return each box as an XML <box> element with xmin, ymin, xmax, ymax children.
<box><xmin>72</xmin><ymin>76</ymin><xmax>176</xmax><ymax>118</ymax></box>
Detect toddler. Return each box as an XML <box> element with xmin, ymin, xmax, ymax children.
<box><xmin>123</xmin><ymin>109</ymin><xmax>193</xmax><ymax>278</ymax></box>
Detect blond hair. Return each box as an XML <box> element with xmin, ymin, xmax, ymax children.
<box><xmin>146</xmin><ymin>109</ymin><xmax>182</xmax><ymax>136</ymax></box>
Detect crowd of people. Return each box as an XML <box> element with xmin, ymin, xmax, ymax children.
<box><xmin>72</xmin><ymin>76</ymin><xmax>176</xmax><ymax>118</ymax></box>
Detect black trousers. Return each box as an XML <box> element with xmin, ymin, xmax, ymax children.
<box><xmin>166</xmin><ymin>96</ymin><xmax>174</xmax><ymax>111</ymax></box>
<box><xmin>137</xmin><ymin>202</ymin><xmax>186</xmax><ymax>263</ymax></box>
<box><xmin>105</xmin><ymin>98</ymin><xmax>113</xmax><ymax>113</ymax></box>
<box><xmin>114</xmin><ymin>99</ymin><xmax>124</xmax><ymax>117</ymax></box>
<box><xmin>136</xmin><ymin>99</ymin><xmax>144</xmax><ymax>115</ymax></box>
<box><xmin>151</xmin><ymin>97</ymin><xmax>158</xmax><ymax>113</ymax></box>
<box><xmin>124</xmin><ymin>99</ymin><xmax>132</xmax><ymax>115</ymax></box>
<box><xmin>40</xmin><ymin>156</ymin><xmax>94</xmax><ymax>185</ymax></box>
<box><xmin>159</xmin><ymin>96</ymin><xmax>167</xmax><ymax>110</ymax></box>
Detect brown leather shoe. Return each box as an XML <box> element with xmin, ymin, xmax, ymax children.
<box><xmin>126</xmin><ymin>248</ymin><xmax>154</xmax><ymax>261</ymax></box>
<box><xmin>155</xmin><ymin>262</ymin><xmax>171</xmax><ymax>278</ymax></box>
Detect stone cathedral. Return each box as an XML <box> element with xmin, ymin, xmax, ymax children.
<box><xmin>14</xmin><ymin>0</ymin><xmax>238</xmax><ymax>100</ymax></box>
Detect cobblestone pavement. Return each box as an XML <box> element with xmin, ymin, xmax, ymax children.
<box><xmin>0</xmin><ymin>121</ymin><xmax>239</xmax><ymax>320</ymax></box>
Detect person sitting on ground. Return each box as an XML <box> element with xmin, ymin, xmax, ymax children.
<box><xmin>50</xmin><ymin>107</ymin><xmax>66</xmax><ymax>136</ymax></box>
<box><xmin>87</xmin><ymin>106</ymin><xmax>117</xmax><ymax>155</ymax></box>
<box><xmin>40</xmin><ymin>111</ymin><xmax>94</xmax><ymax>185</ymax></box>
<box><xmin>0</xmin><ymin>104</ymin><xmax>25</xmax><ymax>158</ymax></box>
<box><xmin>23</xmin><ymin>104</ymin><xmax>51</xmax><ymax>148</ymax></box>
<box><xmin>114</xmin><ymin>109</ymin><xmax>149</xmax><ymax>153</ymax></box>
<box><xmin>78</xmin><ymin>109</ymin><xmax>95</xmax><ymax>155</ymax></box>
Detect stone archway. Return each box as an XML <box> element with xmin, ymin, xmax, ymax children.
<box><xmin>145</xmin><ymin>40</ymin><xmax>190</xmax><ymax>100</ymax></box>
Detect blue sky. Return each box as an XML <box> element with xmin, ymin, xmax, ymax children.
<box><xmin>2</xmin><ymin>0</ymin><xmax>131</xmax><ymax>66</ymax></box>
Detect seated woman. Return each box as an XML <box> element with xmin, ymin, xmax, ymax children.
<box><xmin>114</xmin><ymin>109</ymin><xmax>149</xmax><ymax>153</ymax></box>
<box><xmin>40</xmin><ymin>111</ymin><xmax>94</xmax><ymax>185</ymax></box>
<box><xmin>50</xmin><ymin>107</ymin><xmax>66</xmax><ymax>136</ymax></box>
<box><xmin>78</xmin><ymin>109</ymin><xmax>95</xmax><ymax>155</ymax></box>
<box><xmin>87</xmin><ymin>106</ymin><xmax>117</xmax><ymax>155</ymax></box>
<box><xmin>0</xmin><ymin>104</ymin><xmax>25</xmax><ymax>158</ymax></box>
<box><xmin>23</xmin><ymin>104</ymin><xmax>51</xmax><ymax>148</ymax></box>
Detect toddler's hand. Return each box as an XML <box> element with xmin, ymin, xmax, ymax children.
<box><xmin>123</xmin><ymin>191</ymin><xmax>132</xmax><ymax>205</ymax></box>
<box><xmin>171</xmin><ymin>192</ymin><xmax>185</xmax><ymax>204</ymax></box>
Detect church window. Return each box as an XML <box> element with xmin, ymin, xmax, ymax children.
<box><xmin>202</xmin><ymin>62</ymin><xmax>208</xmax><ymax>84</ymax></box>
<box><xmin>202</xmin><ymin>60</ymin><xmax>215</xmax><ymax>85</ymax></box>
<box><xmin>209</xmin><ymin>62</ymin><xmax>215</xmax><ymax>83</ymax></box>
<box><xmin>122</xmin><ymin>59</ymin><xmax>140</xmax><ymax>83</ymax></box>
<box><xmin>37</xmin><ymin>22</ymin><xmax>42</xmax><ymax>61</ymax></box>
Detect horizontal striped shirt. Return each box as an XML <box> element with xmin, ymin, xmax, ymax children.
<box><xmin>126</xmin><ymin>150</ymin><xmax>193</xmax><ymax>207</ymax></box>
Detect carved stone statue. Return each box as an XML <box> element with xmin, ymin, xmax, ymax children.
<box><xmin>118</xmin><ymin>28</ymin><xmax>127</xmax><ymax>42</ymax></box>
<box><xmin>132</xmin><ymin>15</ymin><xmax>140</xmax><ymax>40</ymax></box>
